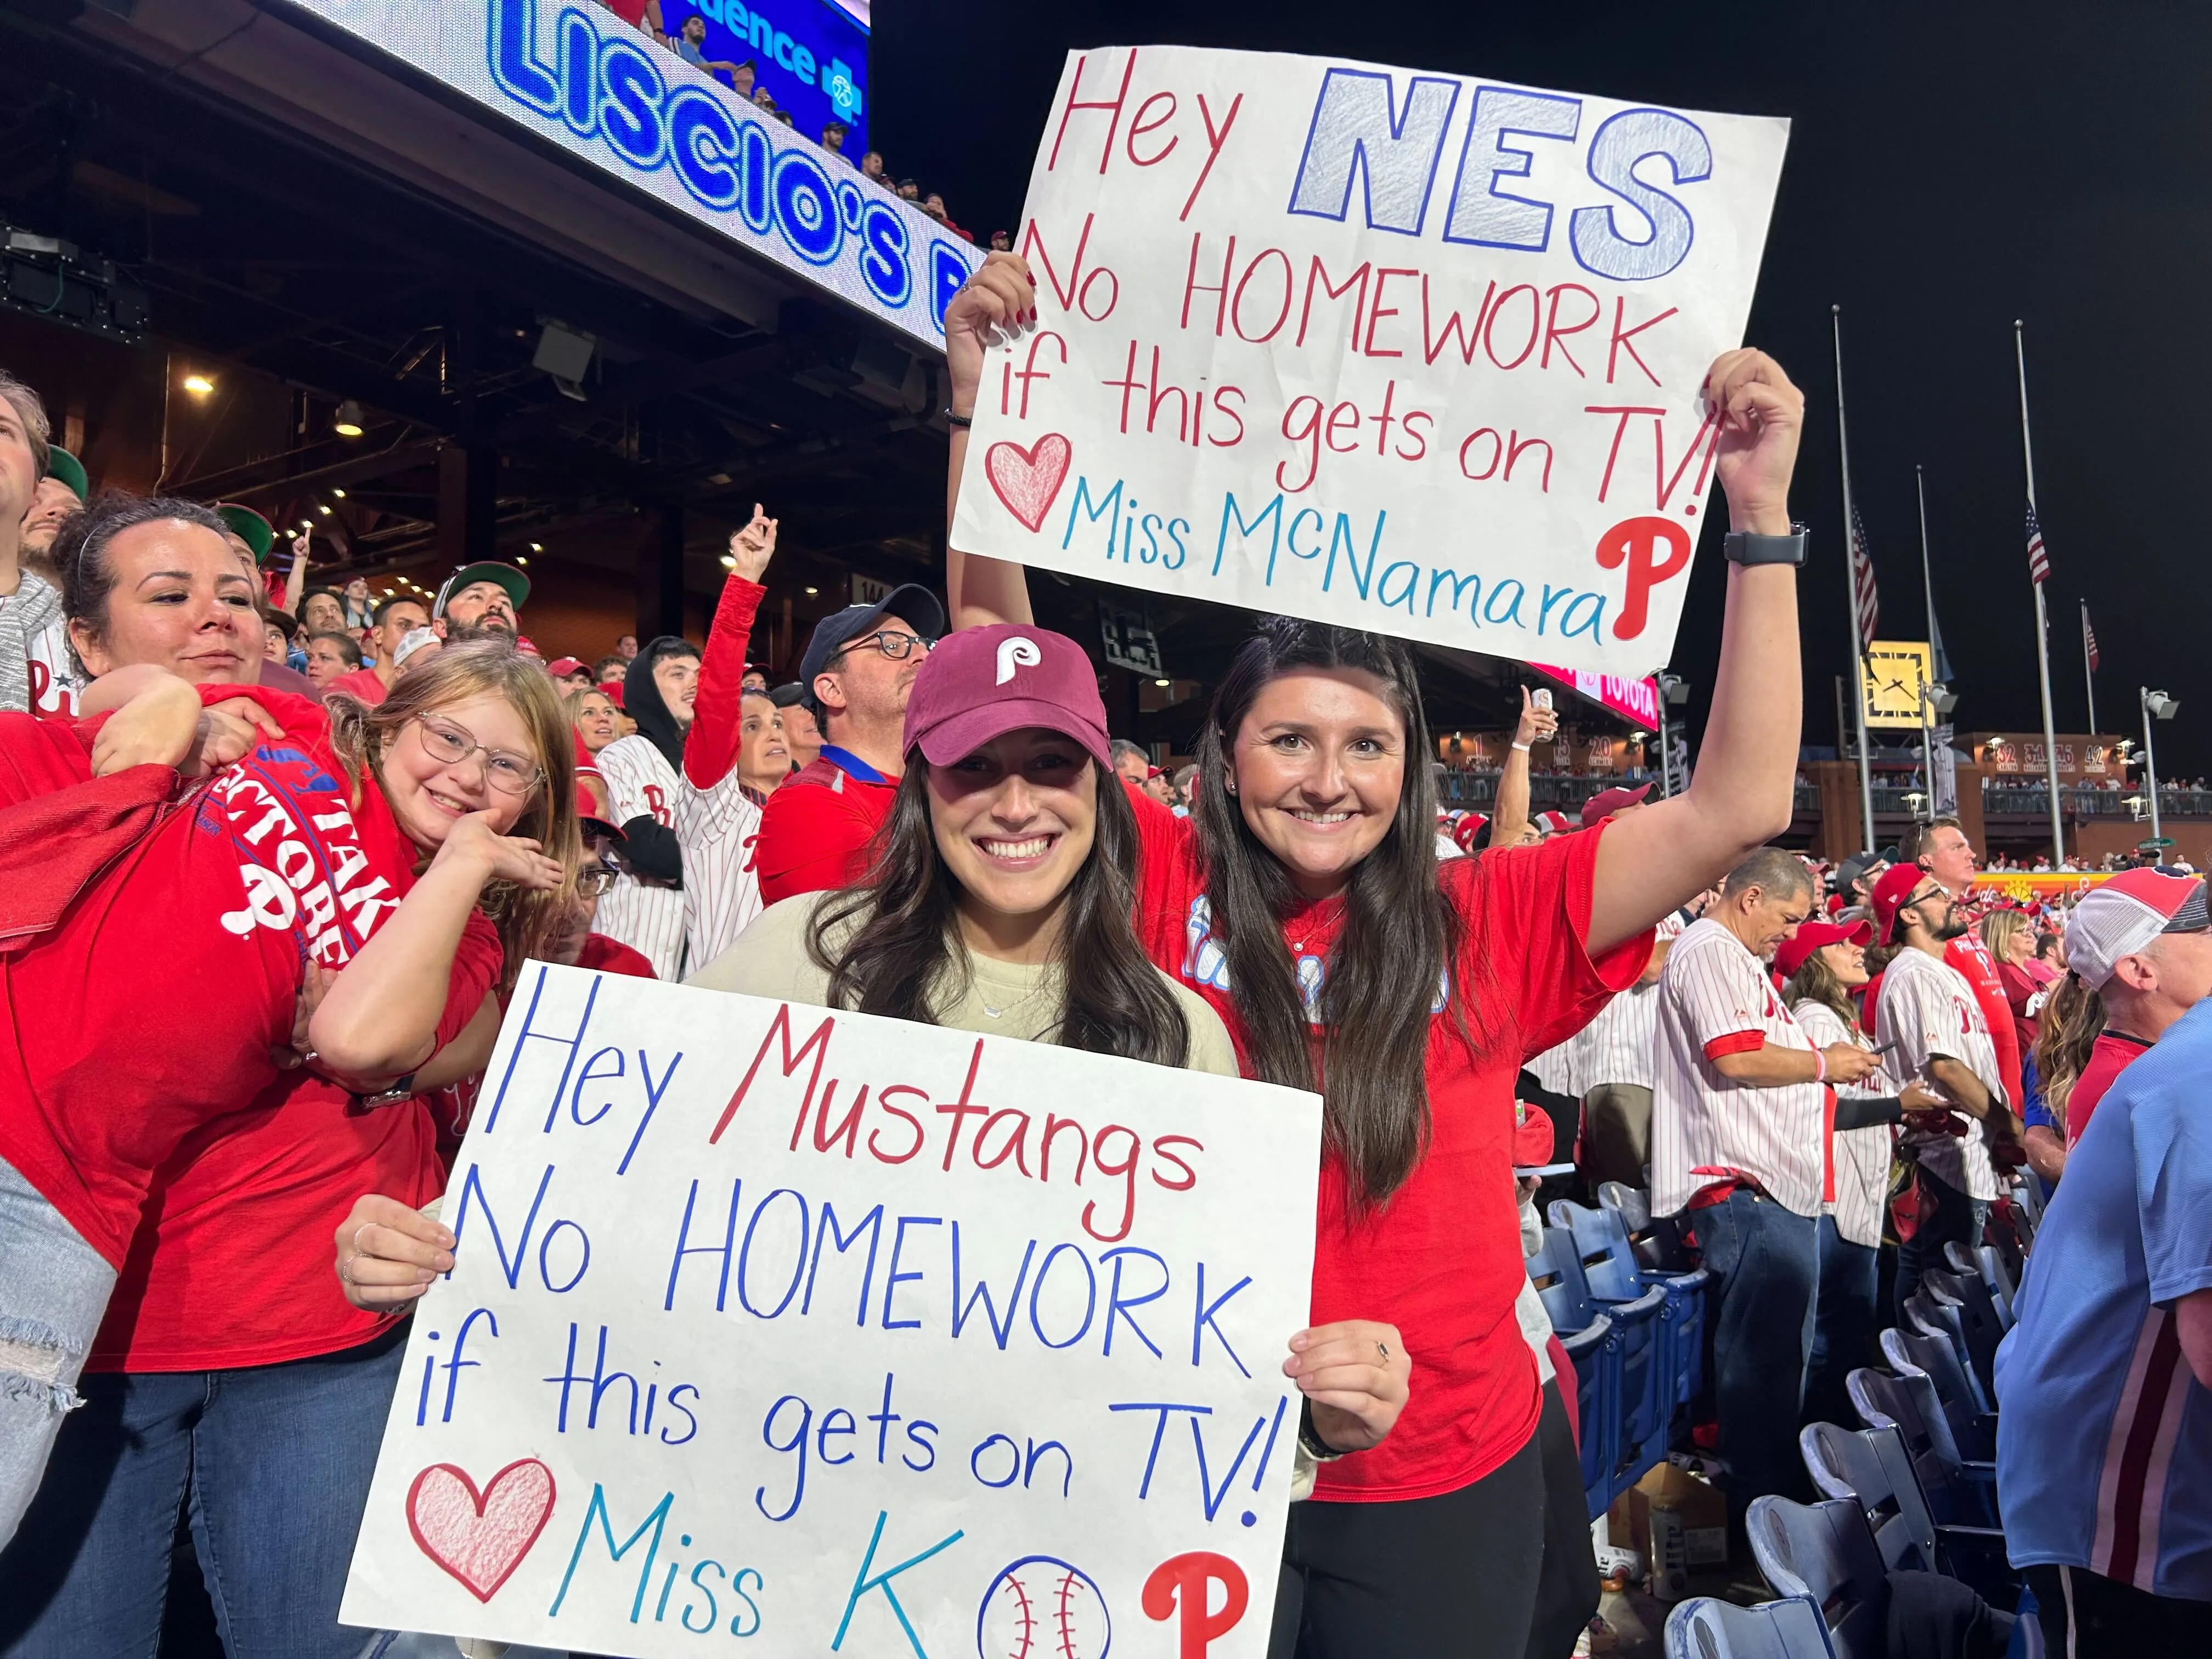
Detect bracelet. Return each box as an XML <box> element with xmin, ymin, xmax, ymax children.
<box><xmin>1511</xmin><ymin>741</ymin><xmax>1532</xmax><ymax>753</ymax></box>
<box><xmin>1296</xmin><ymin>1399</ymin><xmax>1347</xmax><ymax>1463</ymax></box>
<box><xmin>1811</xmin><ymin>1049</ymin><xmax>1827</xmax><ymax>1084</ymax></box>
<box><xmin>944</xmin><ymin>408</ymin><xmax>973</xmax><ymax>429</ymax></box>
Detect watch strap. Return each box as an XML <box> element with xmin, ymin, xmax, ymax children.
<box><xmin>1723</xmin><ymin>527</ymin><xmax>1808</xmax><ymax>567</ymax></box>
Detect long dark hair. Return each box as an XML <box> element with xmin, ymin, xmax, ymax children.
<box><xmin>808</xmin><ymin>753</ymin><xmax>1191</xmax><ymax>1066</ymax></box>
<box><xmin>1194</xmin><ymin>617</ymin><xmax>1467</xmax><ymax>1210</ymax></box>
<box><xmin>1785</xmin><ymin>950</ymin><xmax>1862</xmax><ymax>1036</ymax></box>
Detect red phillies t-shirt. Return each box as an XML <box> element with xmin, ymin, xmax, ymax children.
<box><xmin>2064</xmin><ymin>1030</ymin><xmax>2151</xmax><ymax>1150</ymax></box>
<box><xmin>324</xmin><ymin>665</ymin><xmax>388</xmax><ymax>706</ymax></box>
<box><xmin>753</xmin><ymin>754</ymin><xmax>898</xmax><ymax>904</ymax></box>
<box><xmin>0</xmin><ymin>702</ymin><xmax>494</xmax><ymax>1276</ymax></box>
<box><xmin>1130</xmin><ymin>810</ymin><xmax>1648</xmax><ymax>1502</ymax></box>
<box><xmin>1946</xmin><ymin>932</ymin><xmax>2023</xmax><ymax>1115</ymax></box>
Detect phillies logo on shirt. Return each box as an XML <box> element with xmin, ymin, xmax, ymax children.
<box><xmin>643</xmin><ymin>783</ymin><xmax>672</xmax><ymax>827</ymax></box>
<box><xmin>205</xmin><ymin>744</ymin><xmax>400</xmax><ymax>961</ymax></box>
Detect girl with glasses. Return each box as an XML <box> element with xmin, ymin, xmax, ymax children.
<box><xmin>0</xmin><ymin>501</ymin><xmax>575</xmax><ymax>1654</ymax></box>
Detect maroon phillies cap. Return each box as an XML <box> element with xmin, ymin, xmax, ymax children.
<box><xmin>902</xmin><ymin>624</ymin><xmax>1112</xmax><ymax>771</ymax></box>
<box><xmin>1774</xmin><ymin>918</ymin><xmax>1872</xmax><ymax>982</ymax></box>
<box><xmin>1581</xmin><ymin>782</ymin><xmax>1653</xmax><ymax>827</ymax></box>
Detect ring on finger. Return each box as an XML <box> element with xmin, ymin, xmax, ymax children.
<box><xmin>338</xmin><ymin>1253</ymin><xmax>358</xmax><ymax>1286</ymax></box>
<box><xmin>1376</xmin><ymin>1340</ymin><xmax>1391</xmax><ymax>1362</ymax></box>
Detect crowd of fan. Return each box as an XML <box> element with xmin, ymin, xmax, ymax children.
<box><xmin>0</xmin><ymin>253</ymin><xmax>2204</xmax><ymax>1659</ymax></box>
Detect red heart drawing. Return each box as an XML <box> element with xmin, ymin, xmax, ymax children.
<box><xmin>985</xmin><ymin>433</ymin><xmax>1073</xmax><ymax>533</ymax></box>
<box><xmin>406</xmin><ymin>1458</ymin><xmax>557</xmax><ymax>1604</ymax></box>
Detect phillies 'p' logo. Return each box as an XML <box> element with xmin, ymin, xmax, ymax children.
<box><xmin>1142</xmin><ymin>1552</ymin><xmax>1248</xmax><ymax>1658</ymax></box>
<box><xmin>1595</xmin><ymin>516</ymin><xmax>1693</xmax><ymax>641</ymax></box>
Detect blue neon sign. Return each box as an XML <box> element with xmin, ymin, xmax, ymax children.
<box><xmin>297</xmin><ymin>0</ymin><xmax>974</xmax><ymax>352</ymax></box>
<box><xmin>672</xmin><ymin>0</ymin><xmax>868</xmax><ymax>151</ymax></box>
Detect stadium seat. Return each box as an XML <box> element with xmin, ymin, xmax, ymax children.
<box><xmin>1525</xmin><ymin>1228</ymin><xmax>1618</xmax><ymax>1520</ymax></box>
<box><xmin>1880</xmin><ymin>1326</ymin><xmax>1996</xmax><ymax>1463</ymax></box>
<box><xmin>1804</xmin><ymin>1415</ymin><xmax>2014</xmax><ymax>1601</ymax></box>
<box><xmin>1553</xmin><ymin>1197</ymin><xmax>1707</xmax><ymax>1419</ymax></box>
<box><xmin>1847</xmin><ymin>1365</ymin><xmax>2000</xmax><ymax>1530</ymax></box>
<box><xmin>1904</xmin><ymin>1290</ymin><xmax>1996</xmax><ymax>1414</ymax></box>
<box><xmin>1598</xmin><ymin>1180</ymin><xmax>1697</xmax><ymax>1273</ymax></box>
<box><xmin>1662</xmin><ymin>1595</ymin><xmax>1832</xmax><ymax>1659</ymax></box>
<box><xmin>1746</xmin><ymin>1495</ymin><xmax>1889</xmax><ymax>1659</ymax></box>
<box><xmin>1924</xmin><ymin>1269</ymin><xmax>2007</xmax><ymax>1402</ymax></box>
<box><xmin>1547</xmin><ymin>1203</ymin><xmax>1673</xmax><ymax>1488</ymax></box>
<box><xmin>1944</xmin><ymin>1240</ymin><xmax>2018</xmax><ymax>1330</ymax></box>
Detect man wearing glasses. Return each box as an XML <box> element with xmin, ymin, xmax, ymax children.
<box><xmin>551</xmin><ymin>786</ymin><xmax>657</xmax><ymax>979</ymax></box>
<box><xmin>754</xmin><ymin>584</ymin><xmax>944</xmax><ymax>904</ymax></box>
<box><xmin>1871</xmin><ymin>861</ymin><xmax>2013</xmax><ymax>1319</ymax></box>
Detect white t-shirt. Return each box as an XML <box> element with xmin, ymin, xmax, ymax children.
<box><xmin>594</xmin><ymin>733</ymin><xmax>688</xmax><ymax>980</ymax></box>
<box><xmin>1651</xmin><ymin>917</ymin><xmax>1829</xmax><ymax>1218</ymax></box>
<box><xmin>1876</xmin><ymin>946</ymin><xmax>2003</xmax><ymax>1201</ymax></box>
<box><xmin>1791</xmin><ymin>998</ymin><xmax>1897</xmax><ymax>1248</ymax></box>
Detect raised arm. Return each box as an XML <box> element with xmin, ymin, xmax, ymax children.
<box><xmin>944</xmin><ymin>252</ymin><xmax>1039</xmax><ymax>629</ymax></box>
<box><xmin>282</xmin><ymin>523</ymin><xmax>312</xmax><ymax>616</ymax></box>
<box><xmin>308</xmin><ymin>813</ymin><xmax>561</xmax><ymax>1076</ymax></box>
<box><xmin>1491</xmin><ymin>686</ymin><xmax>1556</xmax><ymax>846</ymax></box>
<box><xmin>1589</xmin><ymin>350</ymin><xmax>1805</xmax><ymax>955</ymax></box>
<box><xmin>683</xmin><ymin>507</ymin><xmax>775</xmax><ymax>792</ymax></box>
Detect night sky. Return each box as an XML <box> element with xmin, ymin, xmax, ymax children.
<box><xmin>876</xmin><ymin>2</ymin><xmax>2211</xmax><ymax>776</ymax></box>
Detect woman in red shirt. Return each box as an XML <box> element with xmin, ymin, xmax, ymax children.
<box><xmin>940</xmin><ymin>257</ymin><xmax>1813</xmax><ymax>1658</ymax></box>
<box><xmin>0</xmin><ymin>499</ymin><xmax>574</xmax><ymax>1640</ymax></box>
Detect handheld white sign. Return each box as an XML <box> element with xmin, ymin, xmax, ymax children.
<box><xmin>341</xmin><ymin>964</ymin><xmax>1322</xmax><ymax>1659</ymax></box>
<box><xmin>950</xmin><ymin>46</ymin><xmax>1789</xmax><ymax>676</ymax></box>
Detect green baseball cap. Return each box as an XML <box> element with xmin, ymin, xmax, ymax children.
<box><xmin>46</xmin><ymin>447</ymin><xmax>87</xmax><ymax>501</ymax></box>
<box><xmin>433</xmin><ymin>561</ymin><xmax>531</xmax><ymax>618</ymax></box>
<box><xmin>212</xmin><ymin>503</ymin><xmax>275</xmax><ymax>564</ymax></box>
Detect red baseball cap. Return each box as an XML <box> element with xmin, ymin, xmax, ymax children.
<box><xmin>2064</xmin><ymin>869</ymin><xmax>2211</xmax><ymax>990</ymax></box>
<box><xmin>1453</xmin><ymin>813</ymin><xmax>1488</xmax><ymax>851</ymax></box>
<box><xmin>575</xmin><ymin>780</ymin><xmax>624</xmax><ymax>842</ymax></box>
<box><xmin>1536</xmin><ymin>810</ymin><xmax>1576</xmax><ymax>836</ymax></box>
<box><xmin>548</xmin><ymin>656</ymin><xmax>588</xmax><ymax>678</ymax></box>
<box><xmin>1513</xmin><ymin>1101</ymin><xmax>1557</xmax><ymax>1166</ymax></box>
<box><xmin>1581</xmin><ymin>783</ymin><xmax>1652</xmax><ymax>827</ymax></box>
<box><xmin>1774</xmin><ymin>918</ymin><xmax>1872</xmax><ymax>982</ymax></box>
<box><xmin>902</xmin><ymin>624</ymin><xmax>1111</xmax><ymax>770</ymax></box>
<box><xmin>1871</xmin><ymin>861</ymin><xmax>1942</xmax><ymax>944</ymax></box>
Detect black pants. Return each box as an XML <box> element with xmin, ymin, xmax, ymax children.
<box><xmin>1269</xmin><ymin>1412</ymin><xmax>1550</xmax><ymax>1659</ymax></box>
<box><xmin>1525</xmin><ymin>1375</ymin><xmax>1601</xmax><ymax>1659</ymax></box>
<box><xmin>2027</xmin><ymin>1563</ymin><xmax>2206</xmax><ymax>1656</ymax></box>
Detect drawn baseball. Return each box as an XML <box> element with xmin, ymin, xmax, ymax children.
<box><xmin>976</xmin><ymin>1554</ymin><xmax>1113</xmax><ymax>1659</ymax></box>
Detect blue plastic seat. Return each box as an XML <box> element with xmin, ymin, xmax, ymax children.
<box><xmin>1925</xmin><ymin>1269</ymin><xmax>2007</xmax><ymax>1402</ymax></box>
<box><xmin>1802</xmin><ymin>1417</ymin><xmax>2012</xmax><ymax>1600</ymax></box>
<box><xmin>1905</xmin><ymin>1290</ymin><xmax>1996</xmax><ymax>1414</ymax></box>
<box><xmin>1746</xmin><ymin>1495</ymin><xmax>1889</xmax><ymax>1659</ymax></box>
<box><xmin>1945</xmin><ymin>1241</ymin><xmax>2018</xmax><ymax>1330</ymax></box>
<box><xmin>1526</xmin><ymin>1228</ymin><xmax>1618</xmax><ymax>1520</ymax></box>
<box><xmin>1848</xmin><ymin>1364</ymin><xmax>2000</xmax><ymax>1529</ymax></box>
<box><xmin>1663</xmin><ymin>1595</ymin><xmax>1832</xmax><ymax>1659</ymax></box>
<box><xmin>1880</xmin><ymin>1326</ymin><xmax>1996</xmax><ymax>1463</ymax></box>
<box><xmin>1551</xmin><ymin>1197</ymin><xmax>1705</xmax><ymax>1449</ymax></box>
<box><xmin>1598</xmin><ymin>1180</ymin><xmax>1697</xmax><ymax>1273</ymax></box>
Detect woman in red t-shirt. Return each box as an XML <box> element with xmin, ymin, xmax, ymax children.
<box><xmin>0</xmin><ymin>501</ymin><xmax>575</xmax><ymax>1622</ymax></box>
<box><xmin>939</xmin><ymin>256</ymin><xmax>1815</xmax><ymax>1658</ymax></box>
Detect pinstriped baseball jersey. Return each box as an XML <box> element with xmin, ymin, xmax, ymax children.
<box><xmin>593</xmin><ymin>733</ymin><xmax>687</xmax><ymax>981</ymax></box>
<box><xmin>678</xmin><ymin>766</ymin><xmax>763</xmax><ymax>970</ymax></box>
<box><xmin>1875</xmin><ymin>945</ymin><xmax>2002</xmax><ymax>1201</ymax></box>
<box><xmin>1791</xmin><ymin>997</ymin><xmax>1898</xmax><ymax>1248</ymax></box>
<box><xmin>1652</xmin><ymin>917</ymin><xmax>1830</xmax><ymax>1218</ymax></box>
<box><xmin>1570</xmin><ymin>909</ymin><xmax>1688</xmax><ymax>1093</ymax></box>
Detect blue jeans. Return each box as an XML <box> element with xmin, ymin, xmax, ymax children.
<box><xmin>1804</xmin><ymin>1217</ymin><xmax>1878</xmax><ymax>1431</ymax></box>
<box><xmin>1697</xmin><ymin>1190</ymin><xmax>1820</xmax><ymax>1524</ymax></box>
<box><xmin>0</xmin><ymin>1325</ymin><xmax>406</xmax><ymax>1658</ymax></box>
<box><xmin>0</xmin><ymin>1154</ymin><xmax>117</xmax><ymax>1553</ymax></box>
<box><xmin>1894</xmin><ymin>1167</ymin><xmax>1988</xmax><ymax>1324</ymax></box>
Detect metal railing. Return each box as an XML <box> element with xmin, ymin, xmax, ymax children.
<box><xmin>1982</xmin><ymin>783</ymin><xmax>2212</xmax><ymax>820</ymax></box>
<box><xmin>1435</xmin><ymin>774</ymin><xmax>1825</xmax><ymax>815</ymax></box>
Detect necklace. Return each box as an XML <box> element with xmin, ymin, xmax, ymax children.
<box><xmin>977</xmin><ymin>978</ymin><xmax>1049</xmax><ymax>1020</ymax></box>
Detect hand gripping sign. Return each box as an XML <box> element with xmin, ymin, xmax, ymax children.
<box><xmin>340</xmin><ymin>965</ymin><xmax>1321</xmax><ymax>1659</ymax></box>
<box><xmin>949</xmin><ymin>46</ymin><xmax>1789</xmax><ymax>678</ymax></box>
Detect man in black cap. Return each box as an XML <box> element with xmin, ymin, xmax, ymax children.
<box><xmin>432</xmin><ymin>561</ymin><xmax>528</xmax><ymax>643</ymax></box>
<box><xmin>753</xmin><ymin>584</ymin><xmax>942</xmax><ymax>904</ymax></box>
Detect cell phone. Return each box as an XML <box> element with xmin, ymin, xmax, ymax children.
<box><xmin>1514</xmin><ymin>1163</ymin><xmax>1576</xmax><ymax>1180</ymax></box>
<box><xmin>1531</xmin><ymin>689</ymin><xmax>1553</xmax><ymax>711</ymax></box>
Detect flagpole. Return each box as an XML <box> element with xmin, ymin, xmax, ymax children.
<box><xmin>1916</xmin><ymin>465</ymin><xmax>1942</xmax><ymax>811</ymax></box>
<box><xmin>2015</xmin><ymin>319</ymin><xmax>2067</xmax><ymax>864</ymax></box>
<box><xmin>1833</xmin><ymin>306</ymin><xmax>1877</xmax><ymax>851</ymax></box>
<box><xmin>2081</xmin><ymin>601</ymin><xmax>2098</xmax><ymax>736</ymax></box>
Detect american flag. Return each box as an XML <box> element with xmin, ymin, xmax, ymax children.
<box><xmin>2082</xmin><ymin>601</ymin><xmax>2100</xmax><ymax>672</ymax></box>
<box><xmin>2025</xmin><ymin>503</ymin><xmax>2052</xmax><ymax>584</ymax></box>
<box><xmin>1848</xmin><ymin>502</ymin><xmax>1880</xmax><ymax>646</ymax></box>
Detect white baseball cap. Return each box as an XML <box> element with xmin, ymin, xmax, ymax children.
<box><xmin>2064</xmin><ymin>870</ymin><xmax>2211</xmax><ymax>991</ymax></box>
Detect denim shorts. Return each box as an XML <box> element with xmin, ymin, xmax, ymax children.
<box><xmin>0</xmin><ymin>1153</ymin><xmax>117</xmax><ymax>1552</ymax></box>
